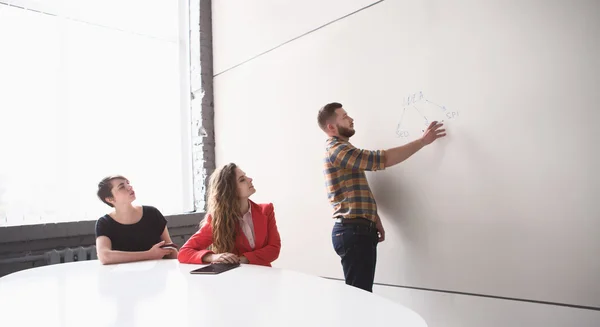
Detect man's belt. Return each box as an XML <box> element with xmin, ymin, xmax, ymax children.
<box><xmin>333</xmin><ymin>217</ymin><xmax>376</xmax><ymax>228</ymax></box>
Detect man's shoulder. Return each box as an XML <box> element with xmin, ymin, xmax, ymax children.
<box><xmin>325</xmin><ymin>136</ymin><xmax>344</xmax><ymax>145</ymax></box>
<box><xmin>325</xmin><ymin>136</ymin><xmax>353</xmax><ymax>151</ymax></box>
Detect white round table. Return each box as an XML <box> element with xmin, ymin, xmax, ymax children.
<box><xmin>0</xmin><ymin>260</ymin><xmax>427</xmax><ymax>327</ymax></box>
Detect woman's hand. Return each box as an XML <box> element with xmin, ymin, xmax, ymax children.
<box><xmin>207</xmin><ymin>252</ymin><xmax>240</xmax><ymax>264</ymax></box>
<box><xmin>146</xmin><ymin>241</ymin><xmax>172</xmax><ymax>260</ymax></box>
<box><xmin>165</xmin><ymin>248</ymin><xmax>178</xmax><ymax>259</ymax></box>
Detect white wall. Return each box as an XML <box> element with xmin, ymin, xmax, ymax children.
<box><xmin>212</xmin><ymin>0</ymin><xmax>378</xmax><ymax>74</ymax></box>
<box><xmin>212</xmin><ymin>0</ymin><xmax>600</xmax><ymax>316</ymax></box>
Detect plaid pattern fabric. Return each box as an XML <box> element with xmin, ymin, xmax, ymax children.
<box><xmin>323</xmin><ymin>136</ymin><xmax>386</xmax><ymax>222</ymax></box>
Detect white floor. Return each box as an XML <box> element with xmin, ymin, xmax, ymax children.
<box><xmin>372</xmin><ymin>285</ymin><xmax>600</xmax><ymax>327</ymax></box>
<box><xmin>327</xmin><ymin>280</ymin><xmax>600</xmax><ymax>327</ymax></box>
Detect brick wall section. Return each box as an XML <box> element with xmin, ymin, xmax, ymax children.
<box><xmin>192</xmin><ymin>0</ymin><xmax>216</xmax><ymax>212</ymax></box>
<box><xmin>0</xmin><ymin>1</ymin><xmax>213</xmax><ymax>278</ymax></box>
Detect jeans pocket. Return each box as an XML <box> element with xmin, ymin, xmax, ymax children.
<box><xmin>332</xmin><ymin>230</ymin><xmax>346</xmax><ymax>256</ymax></box>
<box><xmin>332</xmin><ymin>224</ymin><xmax>356</xmax><ymax>256</ymax></box>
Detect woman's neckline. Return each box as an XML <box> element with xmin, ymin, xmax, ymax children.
<box><xmin>107</xmin><ymin>205</ymin><xmax>145</xmax><ymax>226</ymax></box>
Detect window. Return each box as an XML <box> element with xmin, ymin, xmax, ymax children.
<box><xmin>0</xmin><ymin>1</ymin><xmax>194</xmax><ymax>226</ymax></box>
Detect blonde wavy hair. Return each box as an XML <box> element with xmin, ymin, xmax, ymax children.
<box><xmin>202</xmin><ymin>163</ymin><xmax>240</xmax><ymax>253</ymax></box>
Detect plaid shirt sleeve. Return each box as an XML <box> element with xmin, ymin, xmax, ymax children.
<box><xmin>327</xmin><ymin>141</ymin><xmax>386</xmax><ymax>171</ymax></box>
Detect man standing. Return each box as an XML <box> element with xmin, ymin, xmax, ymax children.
<box><xmin>317</xmin><ymin>102</ymin><xmax>446</xmax><ymax>292</ymax></box>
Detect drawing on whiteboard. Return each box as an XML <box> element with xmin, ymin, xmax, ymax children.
<box><xmin>396</xmin><ymin>91</ymin><xmax>459</xmax><ymax>138</ymax></box>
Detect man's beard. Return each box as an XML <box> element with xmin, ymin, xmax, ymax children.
<box><xmin>337</xmin><ymin>125</ymin><xmax>355</xmax><ymax>138</ymax></box>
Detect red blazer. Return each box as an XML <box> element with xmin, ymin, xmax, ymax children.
<box><xmin>178</xmin><ymin>201</ymin><xmax>281</xmax><ymax>267</ymax></box>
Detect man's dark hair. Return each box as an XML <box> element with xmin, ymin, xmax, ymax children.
<box><xmin>317</xmin><ymin>102</ymin><xmax>343</xmax><ymax>131</ymax></box>
<box><xmin>97</xmin><ymin>175</ymin><xmax>127</xmax><ymax>207</ymax></box>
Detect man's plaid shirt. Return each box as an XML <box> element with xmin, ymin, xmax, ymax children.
<box><xmin>323</xmin><ymin>136</ymin><xmax>386</xmax><ymax>223</ymax></box>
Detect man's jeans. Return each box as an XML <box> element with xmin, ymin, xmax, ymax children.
<box><xmin>331</xmin><ymin>220</ymin><xmax>379</xmax><ymax>292</ymax></box>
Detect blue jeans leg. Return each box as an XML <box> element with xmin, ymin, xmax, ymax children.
<box><xmin>331</xmin><ymin>223</ymin><xmax>378</xmax><ymax>292</ymax></box>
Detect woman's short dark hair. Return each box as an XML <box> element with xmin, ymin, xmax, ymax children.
<box><xmin>97</xmin><ymin>175</ymin><xmax>127</xmax><ymax>207</ymax></box>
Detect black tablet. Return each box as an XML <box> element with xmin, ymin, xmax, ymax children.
<box><xmin>190</xmin><ymin>262</ymin><xmax>240</xmax><ymax>275</ymax></box>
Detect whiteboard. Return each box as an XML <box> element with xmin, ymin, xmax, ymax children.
<box><xmin>213</xmin><ymin>0</ymin><xmax>600</xmax><ymax>307</ymax></box>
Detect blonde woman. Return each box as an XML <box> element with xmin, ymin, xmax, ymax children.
<box><xmin>178</xmin><ymin>163</ymin><xmax>281</xmax><ymax>267</ymax></box>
